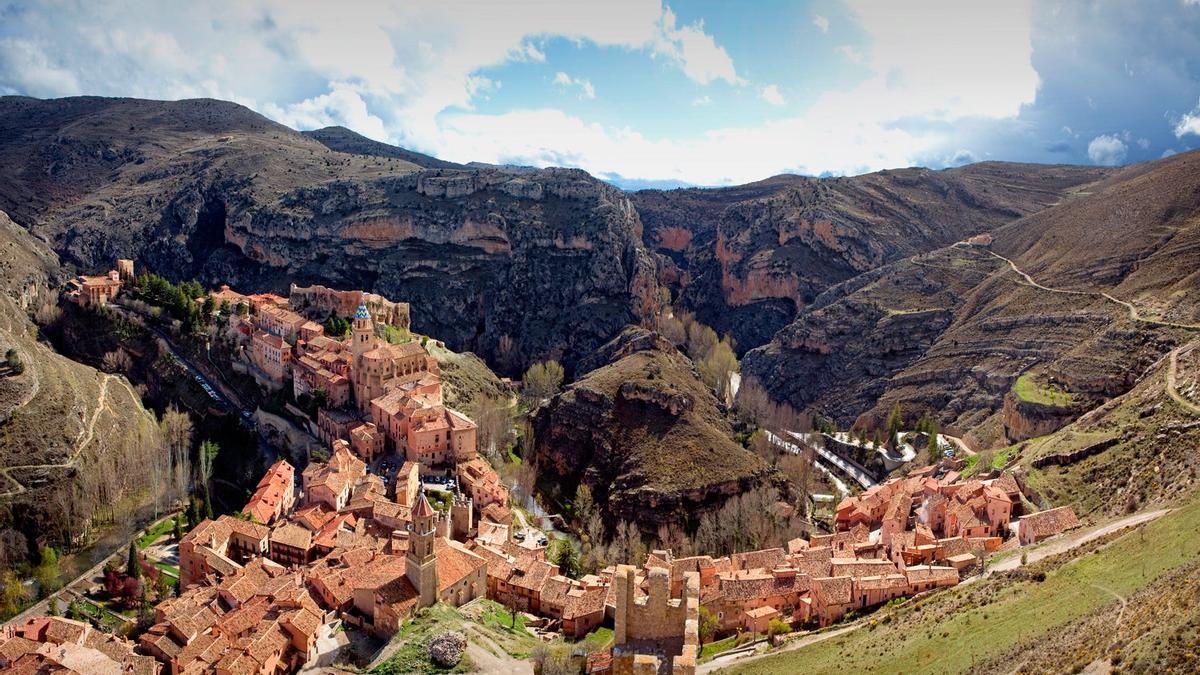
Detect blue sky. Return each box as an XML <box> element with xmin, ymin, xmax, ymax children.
<box><xmin>2</xmin><ymin>0</ymin><xmax>1199</xmax><ymax>187</ymax></box>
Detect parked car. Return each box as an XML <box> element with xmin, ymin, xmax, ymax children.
<box><xmin>514</xmin><ymin>531</ymin><xmax>526</xmax><ymax>541</ymax></box>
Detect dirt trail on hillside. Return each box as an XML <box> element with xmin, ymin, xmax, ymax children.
<box><xmin>705</xmin><ymin>508</ymin><xmax>1171</xmax><ymax>673</ymax></box>
<box><xmin>988</xmin><ymin>509</ymin><xmax>1170</xmax><ymax>574</ymax></box>
<box><xmin>988</xmin><ymin>250</ymin><xmax>1200</xmax><ymax>331</ymax></box>
<box><xmin>0</xmin><ymin>373</ymin><xmax>130</xmax><ymax>497</ymax></box>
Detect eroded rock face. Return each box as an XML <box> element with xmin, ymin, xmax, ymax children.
<box><xmin>532</xmin><ymin>326</ymin><xmax>774</xmax><ymax>531</ymax></box>
<box><xmin>1001</xmin><ymin>393</ymin><xmax>1080</xmax><ymax>443</ymax></box>
<box><xmin>632</xmin><ymin>163</ymin><xmax>1111</xmax><ymax>354</ymax></box>
<box><xmin>0</xmin><ymin>98</ymin><xmax>658</xmax><ymax>373</ymax></box>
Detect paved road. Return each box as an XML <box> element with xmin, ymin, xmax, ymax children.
<box><xmin>768</xmin><ymin>430</ymin><xmax>877</xmax><ymax>489</ymax></box>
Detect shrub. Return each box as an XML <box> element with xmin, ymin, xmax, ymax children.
<box><xmin>426</xmin><ymin>630</ymin><xmax>466</xmax><ymax>668</ymax></box>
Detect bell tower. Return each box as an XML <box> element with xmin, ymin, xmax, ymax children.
<box><xmin>406</xmin><ymin>488</ymin><xmax>439</xmax><ymax>608</ymax></box>
<box><xmin>351</xmin><ymin>300</ymin><xmax>374</xmax><ymax>358</ymax></box>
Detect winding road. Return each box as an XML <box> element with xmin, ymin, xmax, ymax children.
<box><xmin>1166</xmin><ymin>346</ymin><xmax>1200</xmax><ymax>415</ymax></box>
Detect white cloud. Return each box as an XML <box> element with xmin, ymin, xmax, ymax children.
<box><xmin>0</xmin><ymin>0</ymin><xmax>1044</xmax><ymax>184</ymax></box>
<box><xmin>760</xmin><ymin>84</ymin><xmax>786</xmax><ymax>106</ymax></box>
<box><xmin>1087</xmin><ymin>134</ymin><xmax>1128</xmax><ymax>165</ymax></box>
<box><xmin>1174</xmin><ymin>98</ymin><xmax>1200</xmax><ymax>137</ymax></box>
<box><xmin>692</xmin><ymin>95</ymin><xmax>713</xmax><ymax>106</ymax></box>
<box><xmin>0</xmin><ymin>38</ymin><xmax>82</xmax><ymax>97</ymax></box>
<box><xmin>654</xmin><ymin>7</ymin><xmax>740</xmax><ymax>85</ymax></box>
<box><xmin>521</xmin><ymin>42</ymin><xmax>545</xmax><ymax>62</ymax></box>
<box><xmin>813</xmin><ymin>15</ymin><xmax>830</xmax><ymax>33</ymax></box>
<box><xmin>553</xmin><ymin>71</ymin><xmax>595</xmax><ymax>99</ymax></box>
<box><xmin>837</xmin><ymin>45</ymin><xmax>865</xmax><ymax>64</ymax></box>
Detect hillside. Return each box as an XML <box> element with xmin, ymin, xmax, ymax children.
<box><xmin>531</xmin><ymin>326</ymin><xmax>774</xmax><ymax>529</ymax></box>
<box><xmin>723</xmin><ymin>339</ymin><xmax>1200</xmax><ymax>674</ymax></box>
<box><xmin>303</xmin><ymin>125</ymin><xmax>467</xmax><ymax>170</ymax></box>
<box><xmin>743</xmin><ymin>149</ymin><xmax>1200</xmax><ymax>443</ymax></box>
<box><xmin>0</xmin><ymin>96</ymin><xmax>658</xmax><ymax>373</ymax></box>
<box><xmin>632</xmin><ymin>162</ymin><xmax>1111</xmax><ymax>352</ymax></box>
<box><xmin>0</xmin><ymin>209</ymin><xmax>163</xmax><ymax>566</ymax></box>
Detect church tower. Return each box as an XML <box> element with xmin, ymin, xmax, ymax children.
<box><xmin>406</xmin><ymin>487</ymin><xmax>439</xmax><ymax>608</ymax></box>
<box><xmin>351</xmin><ymin>300</ymin><xmax>374</xmax><ymax>359</ymax></box>
<box><xmin>350</xmin><ymin>300</ymin><xmax>374</xmax><ymax>410</ymax></box>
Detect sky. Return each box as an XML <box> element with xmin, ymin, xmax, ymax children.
<box><xmin>2</xmin><ymin>0</ymin><xmax>1200</xmax><ymax>188</ymax></box>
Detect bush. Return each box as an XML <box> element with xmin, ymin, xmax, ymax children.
<box><xmin>426</xmin><ymin>630</ymin><xmax>466</xmax><ymax>668</ymax></box>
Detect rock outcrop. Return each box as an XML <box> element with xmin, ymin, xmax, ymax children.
<box><xmin>0</xmin><ymin>96</ymin><xmax>659</xmax><ymax>374</ymax></box>
<box><xmin>632</xmin><ymin>164</ymin><xmax>1111</xmax><ymax>354</ymax></box>
<box><xmin>532</xmin><ymin>326</ymin><xmax>773</xmax><ymax>531</ymax></box>
<box><xmin>745</xmin><ymin>150</ymin><xmax>1200</xmax><ymax>442</ymax></box>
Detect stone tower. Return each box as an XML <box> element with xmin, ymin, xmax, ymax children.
<box><xmin>351</xmin><ymin>300</ymin><xmax>374</xmax><ymax>359</ymax></box>
<box><xmin>350</xmin><ymin>300</ymin><xmax>374</xmax><ymax>410</ymax></box>
<box><xmin>406</xmin><ymin>488</ymin><xmax>439</xmax><ymax>609</ymax></box>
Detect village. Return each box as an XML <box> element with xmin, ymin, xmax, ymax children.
<box><xmin>1</xmin><ymin>264</ymin><xmax>1086</xmax><ymax>674</ymax></box>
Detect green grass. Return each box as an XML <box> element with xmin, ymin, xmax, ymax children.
<box><xmin>476</xmin><ymin>599</ymin><xmax>527</xmax><ymax>634</ymax></box>
<box><xmin>372</xmin><ymin>604</ymin><xmax>474</xmax><ymax>675</ymax></box>
<box><xmin>1013</xmin><ymin>372</ymin><xmax>1075</xmax><ymax>407</ymax></box>
<box><xmin>578</xmin><ymin>626</ymin><xmax>613</xmax><ymax>652</ymax></box>
<box><xmin>467</xmin><ymin>599</ymin><xmax>539</xmax><ymax>658</ymax></box>
<box><xmin>730</xmin><ymin>499</ymin><xmax>1200</xmax><ymax>674</ymax></box>
<box><xmin>136</xmin><ymin>517</ymin><xmax>178</xmax><ymax>550</ymax></box>
<box><xmin>700</xmin><ymin>635</ymin><xmax>740</xmax><ymax>661</ymax></box>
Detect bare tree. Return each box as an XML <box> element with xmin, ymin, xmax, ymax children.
<box><xmin>469</xmin><ymin>396</ymin><xmax>513</xmax><ymax>464</ymax></box>
<box><xmin>101</xmin><ymin>349</ymin><xmax>133</xmax><ymax>373</ymax></box>
<box><xmin>160</xmin><ymin>406</ymin><xmax>193</xmax><ymax>505</ymax></box>
<box><xmin>734</xmin><ymin>377</ymin><xmax>772</xmax><ymax>426</ymax></box>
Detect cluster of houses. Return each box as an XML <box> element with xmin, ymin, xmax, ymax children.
<box><xmin>0</xmin><ymin>615</ymin><xmax>159</xmax><ymax>674</ymax></box>
<box><xmin>3</xmin><ymin>450</ymin><xmax>1087</xmax><ymax>674</ymax></box>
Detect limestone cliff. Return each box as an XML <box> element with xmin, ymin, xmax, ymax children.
<box><xmin>744</xmin><ymin>150</ymin><xmax>1200</xmax><ymax>442</ymax></box>
<box><xmin>531</xmin><ymin>326</ymin><xmax>774</xmax><ymax>531</ymax></box>
<box><xmin>0</xmin><ymin>96</ymin><xmax>659</xmax><ymax>374</ymax></box>
<box><xmin>632</xmin><ymin>163</ymin><xmax>1111</xmax><ymax>353</ymax></box>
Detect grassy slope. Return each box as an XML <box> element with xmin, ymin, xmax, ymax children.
<box><xmin>371</xmin><ymin>601</ymin><xmax>539</xmax><ymax>674</ymax></box>
<box><xmin>728</xmin><ymin>498</ymin><xmax>1200</xmax><ymax>674</ymax></box>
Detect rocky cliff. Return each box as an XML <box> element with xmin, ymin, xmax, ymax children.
<box><xmin>0</xmin><ymin>96</ymin><xmax>659</xmax><ymax>373</ymax></box>
<box><xmin>744</xmin><ymin>150</ymin><xmax>1200</xmax><ymax>444</ymax></box>
<box><xmin>531</xmin><ymin>326</ymin><xmax>774</xmax><ymax>531</ymax></box>
<box><xmin>632</xmin><ymin>163</ymin><xmax>1111</xmax><ymax>353</ymax></box>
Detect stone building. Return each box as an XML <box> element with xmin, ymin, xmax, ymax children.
<box><xmin>612</xmin><ymin>565</ymin><xmax>699</xmax><ymax>675</ymax></box>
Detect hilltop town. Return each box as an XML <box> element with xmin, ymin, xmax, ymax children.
<box><xmin>0</xmin><ymin>269</ymin><xmax>1093</xmax><ymax>675</ymax></box>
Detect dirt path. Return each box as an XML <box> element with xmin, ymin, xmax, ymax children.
<box><xmin>700</xmin><ymin>624</ymin><xmax>860</xmax><ymax>673</ymax></box>
<box><xmin>704</xmin><ymin>508</ymin><xmax>1170</xmax><ymax>673</ymax></box>
<box><xmin>0</xmin><ymin>373</ymin><xmax>125</xmax><ymax>497</ymax></box>
<box><xmin>988</xmin><ymin>509</ymin><xmax>1170</xmax><ymax>574</ymax></box>
<box><xmin>1166</xmin><ymin>347</ymin><xmax>1200</xmax><ymax>415</ymax></box>
<box><xmin>462</xmin><ymin>626</ymin><xmax>533</xmax><ymax>674</ymax></box>
<box><xmin>988</xmin><ymin>251</ymin><xmax>1200</xmax><ymax>331</ymax></box>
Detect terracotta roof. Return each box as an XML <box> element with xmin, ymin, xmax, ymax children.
<box><xmin>811</xmin><ymin>576</ymin><xmax>853</xmax><ymax>605</ymax></box>
<box><xmin>412</xmin><ymin>490</ymin><xmax>435</xmax><ymax>519</ymax></box>
<box><xmin>1020</xmin><ymin>505</ymin><xmax>1080</xmax><ymax>539</ymax></box>
<box><xmin>271</xmin><ymin>523</ymin><xmax>313</xmax><ymax>551</ymax></box>
<box><xmin>434</xmin><ymin>539</ymin><xmax>488</xmax><ymax>593</ymax></box>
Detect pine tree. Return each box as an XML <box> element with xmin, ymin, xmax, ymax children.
<box><xmin>127</xmin><ymin>542</ymin><xmax>141</xmax><ymax>580</ymax></box>
<box><xmin>173</xmin><ymin>515</ymin><xmax>183</xmax><ymax>542</ymax></box>
<box><xmin>886</xmin><ymin>401</ymin><xmax>904</xmax><ymax>449</ymax></box>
